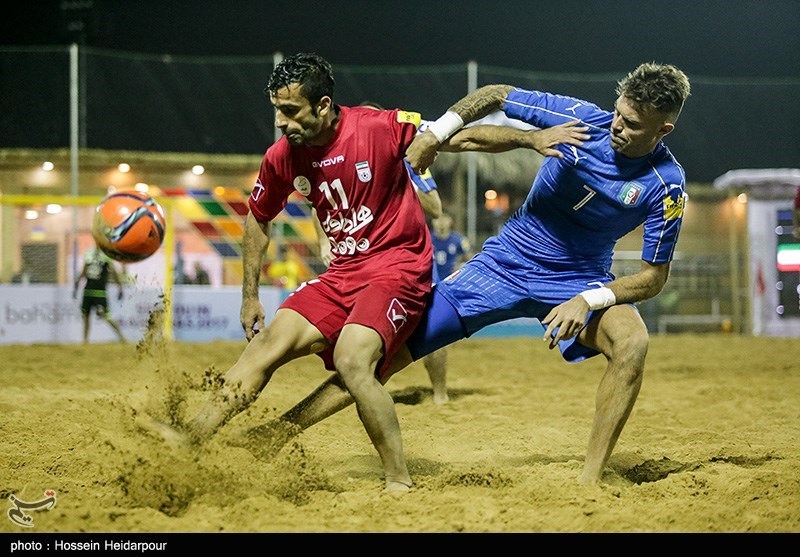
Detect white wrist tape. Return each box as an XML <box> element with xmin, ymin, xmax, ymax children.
<box><xmin>579</xmin><ymin>287</ymin><xmax>616</xmax><ymax>310</ymax></box>
<box><xmin>427</xmin><ymin>111</ymin><xmax>464</xmax><ymax>143</ymax></box>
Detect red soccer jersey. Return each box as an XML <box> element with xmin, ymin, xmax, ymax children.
<box><xmin>250</xmin><ymin>106</ymin><xmax>432</xmax><ymax>277</ymax></box>
<box><xmin>794</xmin><ymin>186</ymin><xmax>800</xmax><ymax>209</ymax></box>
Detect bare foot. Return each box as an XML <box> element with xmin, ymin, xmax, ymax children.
<box><xmin>577</xmin><ymin>472</ymin><xmax>601</xmax><ymax>486</ymax></box>
<box><xmin>432</xmin><ymin>391</ymin><xmax>449</xmax><ymax>405</ymax></box>
<box><xmin>134</xmin><ymin>411</ymin><xmax>192</xmax><ymax>449</ymax></box>
<box><xmin>382</xmin><ymin>480</ymin><xmax>412</xmax><ymax>494</ymax></box>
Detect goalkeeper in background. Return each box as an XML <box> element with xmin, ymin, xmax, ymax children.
<box><xmin>73</xmin><ymin>245</ymin><xmax>126</xmax><ymax>344</ymax></box>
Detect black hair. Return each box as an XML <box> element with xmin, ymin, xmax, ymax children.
<box><xmin>266</xmin><ymin>52</ymin><xmax>335</xmax><ymax>109</ymax></box>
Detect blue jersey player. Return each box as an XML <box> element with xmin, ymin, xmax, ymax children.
<box><xmin>430</xmin><ymin>213</ymin><xmax>471</xmax><ymax>281</ymax></box>
<box><xmin>401</xmin><ymin>62</ymin><xmax>691</xmax><ymax>486</ymax></box>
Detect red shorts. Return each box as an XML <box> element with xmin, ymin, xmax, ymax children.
<box><xmin>279</xmin><ymin>268</ymin><xmax>429</xmax><ymax>377</ymax></box>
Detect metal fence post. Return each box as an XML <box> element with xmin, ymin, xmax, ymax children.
<box><xmin>466</xmin><ymin>60</ymin><xmax>478</xmax><ymax>247</ymax></box>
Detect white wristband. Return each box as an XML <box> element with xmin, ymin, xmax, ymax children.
<box><xmin>427</xmin><ymin>111</ymin><xmax>464</xmax><ymax>143</ymax></box>
<box><xmin>579</xmin><ymin>287</ymin><xmax>616</xmax><ymax>311</ymax></box>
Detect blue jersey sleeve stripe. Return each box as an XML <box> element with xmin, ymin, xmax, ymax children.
<box><xmin>647</xmin><ymin>161</ymin><xmax>686</xmax><ymax>263</ymax></box>
<box><xmin>504</xmin><ymin>93</ymin><xmax>607</xmax><ymax>132</ymax></box>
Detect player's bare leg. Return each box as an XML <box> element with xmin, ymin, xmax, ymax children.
<box><xmin>282</xmin><ymin>375</ymin><xmax>355</xmax><ymax>428</ymax></box>
<box><xmin>237</xmin><ymin>345</ymin><xmax>414</xmax><ymax>459</ymax></box>
<box><xmin>82</xmin><ymin>315</ymin><xmax>90</xmax><ymax>344</ymax></box>
<box><xmin>231</xmin><ymin>374</ymin><xmax>352</xmax><ymax>460</ymax></box>
<box><xmin>334</xmin><ymin>324</ymin><xmax>412</xmax><ymax>492</ymax></box>
<box><xmin>136</xmin><ymin>309</ymin><xmax>325</xmax><ymax>446</ymax></box>
<box><xmin>104</xmin><ymin>315</ymin><xmax>126</xmax><ymax>343</ymax></box>
<box><xmin>576</xmin><ymin>305</ymin><xmax>648</xmax><ymax>484</ymax></box>
<box><xmin>423</xmin><ymin>347</ymin><xmax>449</xmax><ymax>404</ymax></box>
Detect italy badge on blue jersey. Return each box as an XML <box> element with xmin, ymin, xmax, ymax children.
<box><xmin>619</xmin><ymin>182</ymin><xmax>643</xmax><ymax>206</ymax></box>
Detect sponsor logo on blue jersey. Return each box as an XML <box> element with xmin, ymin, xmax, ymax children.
<box><xmin>663</xmin><ymin>194</ymin><xmax>685</xmax><ymax>219</ymax></box>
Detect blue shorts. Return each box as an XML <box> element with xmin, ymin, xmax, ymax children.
<box><xmin>407</xmin><ymin>244</ymin><xmax>618</xmax><ymax>363</ymax></box>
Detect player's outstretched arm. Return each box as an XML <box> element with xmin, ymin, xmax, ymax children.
<box><xmin>406</xmin><ymin>84</ymin><xmax>514</xmax><ymax>174</ymax></box>
<box><xmin>524</xmin><ymin>121</ymin><xmax>590</xmax><ymax>158</ymax></box>
<box><xmin>241</xmin><ymin>211</ymin><xmax>270</xmax><ymax>340</ymax></box>
<box><xmin>441</xmin><ymin>121</ymin><xmax>589</xmax><ymax>157</ymax></box>
<box><xmin>448</xmin><ymin>84</ymin><xmax>516</xmax><ymax>124</ymax></box>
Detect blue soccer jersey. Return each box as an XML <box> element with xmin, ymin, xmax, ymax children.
<box><xmin>499</xmin><ymin>88</ymin><xmax>686</xmax><ymax>272</ymax></box>
<box><xmin>408</xmin><ymin>87</ymin><xmax>687</xmax><ymax>363</ymax></box>
<box><xmin>432</xmin><ymin>232</ymin><xmax>468</xmax><ymax>279</ymax></box>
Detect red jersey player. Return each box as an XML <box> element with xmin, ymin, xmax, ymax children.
<box><xmin>138</xmin><ymin>53</ymin><xmax>431</xmax><ymax>493</ymax></box>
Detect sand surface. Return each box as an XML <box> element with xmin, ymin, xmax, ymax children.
<box><xmin>1</xmin><ymin>333</ymin><xmax>798</xmax><ymax>533</ymax></box>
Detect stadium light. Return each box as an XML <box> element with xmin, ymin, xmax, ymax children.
<box><xmin>42</xmin><ymin>161</ymin><xmax>55</xmax><ymax>171</ymax></box>
<box><xmin>192</xmin><ymin>165</ymin><xmax>205</xmax><ymax>175</ymax></box>
<box><xmin>118</xmin><ymin>163</ymin><xmax>131</xmax><ymax>173</ymax></box>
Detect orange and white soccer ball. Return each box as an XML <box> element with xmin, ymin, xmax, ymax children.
<box><xmin>92</xmin><ymin>191</ymin><xmax>166</xmax><ymax>263</ymax></box>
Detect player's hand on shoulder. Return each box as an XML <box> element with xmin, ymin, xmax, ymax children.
<box><xmin>529</xmin><ymin>121</ymin><xmax>590</xmax><ymax>159</ymax></box>
<box><xmin>406</xmin><ymin>131</ymin><xmax>440</xmax><ymax>175</ymax></box>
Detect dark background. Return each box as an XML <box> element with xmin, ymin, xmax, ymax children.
<box><xmin>3</xmin><ymin>0</ymin><xmax>798</xmax><ymax>77</ymax></box>
<box><xmin>2</xmin><ymin>0</ymin><xmax>798</xmax><ymax>183</ymax></box>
